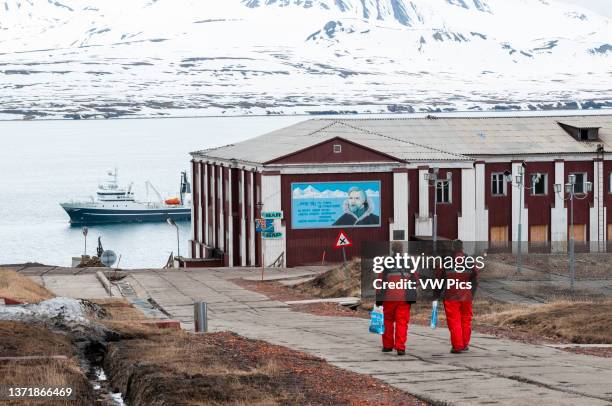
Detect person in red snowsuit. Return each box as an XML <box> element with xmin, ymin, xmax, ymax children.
<box><xmin>435</xmin><ymin>249</ymin><xmax>478</xmax><ymax>353</ymax></box>
<box><xmin>375</xmin><ymin>244</ymin><xmax>417</xmax><ymax>356</ymax></box>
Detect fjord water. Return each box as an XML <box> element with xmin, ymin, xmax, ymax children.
<box><xmin>0</xmin><ymin>116</ymin><xmax>303</xmax><ymax>268</ymax></box>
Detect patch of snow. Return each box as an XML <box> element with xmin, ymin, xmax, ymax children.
<box><xmin>0</xmin><ymin>297</ymin><xmax>88</xmax><ymax>324</ymax></box>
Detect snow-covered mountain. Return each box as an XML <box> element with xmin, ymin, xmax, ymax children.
<box><xmin>0</xmin><ymin>0</ymin><xmax>610</xmax><ymax>119</ymax></box>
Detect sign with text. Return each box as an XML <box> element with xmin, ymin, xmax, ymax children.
<box><xmin>262</xmin><ymin>231</ymin><xmax>283</xmax><ymax>239</ymax></box>
<box><xmin>291</xmin><ymin>181</ymin><xmax>381</xmax><ymax>229</ymax></box>
<box><xmin>262</xmin><ymin>211</ymin><xmax>283</xmax><ymax>220</ymax></box>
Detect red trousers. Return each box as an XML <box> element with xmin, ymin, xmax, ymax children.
<box><xmin>444</xmin><ymin>300</ymin><xmax>473</xmax><ymax>350</ymax></box>
<box><xmin>382</xmin><ymin>302</ymin><xmax>410</xmax><ymax>351</ymax></box>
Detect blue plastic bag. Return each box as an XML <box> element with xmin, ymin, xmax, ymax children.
<box><xmin>369</xmin><ymin>306</ymin><xmax>385</xmax><ymax>335</ymax></box>
<box><xmin>430</xmin><ymin>300</ymin><xmax>438</xmax><ymax>329</ymax></box>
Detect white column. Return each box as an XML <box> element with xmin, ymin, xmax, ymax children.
<box><xmin>474</xmin><ymin>162</ymin><xmax>489</xmax><ymax>242</ymax></box>
<box><xmin>511</xmin><ymin>162</ymin><xmax>529</xmax><ymax>243</ymax></box>
<box><xmin>415</xmin><ymin>167</ymin><xmax>432</xmax><ymax>237</ymax></box>
<box><xmin>218</xmin><ymin>166</ymin><xmax>224</xmax><ymax>252</ymax></box>
<box><xmin>240</xmin><ymin>170</ymin><xmax>247</xmax><ymax>266</ymax></box>
<box><xmin>590</xmin><ymin>159</ymin><xmax>606</xmax><ymax>251</ymax></box>
<box><xmin>458</xmin><ymin>167</ymin><xmax>476</xmax><ymax>242</ymax></box>
<box><xmin>211</xmin><ymin>166</ymin><xmax>216</xmax><ymax>249</ymax></box>
<box><xmin>203</xmin><ymin>163</ymin><xmax>209</xmax><ymax>246</ymax></box>
<box><xmin>196</xmin><ymin>163</ymin><xmax>203</xmax><ymax>257</ymax></box>
<box><xmin>189</xmin><ymin>161</ymin><xmax>196</xmax><ymax>258</ymax></box>
<box><xmin>390</xmin><ymin>171</ymin><xmax>409</xmax><ymax>241</ymax></box>
<box><xmin>227</xmin><ymin>168</ymin><xmax>234</xmax><ymax>267</ymax></box>
<box><xmin>551</xmin><ymin>160</ymin><xmax>567</xmax><ymax>252</ymax></box>
<box><xmin>249</xmin><ymin>171</ymin><xmax>256</xmax><ymax>266</ymax></box>
<box><xmin>262</xmin><ymin>172</ymin><xmax>285</xmax><ymax>266</ymax></box>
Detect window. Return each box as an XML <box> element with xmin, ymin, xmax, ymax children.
<box><xmin>436</xmin><ymin>180</ymin><xmax>451</xmax><ymax>203</ymax></box>
<box><xmin>333</xmin><ymin>144</ymin><xmax>342</xmax><ymax>153</ymax></box>
<box><xmin>570</xmin><ymin>172</ymin><xmax>587</xmax><ymax>194</ymax></box>
<box><xmin>531</xmin><ymin>173</ymin><xmax>547</xmax><ymax>195</ymax></box>
<box><xmin>609</xmin><ymin>173</ymin><xmax>612</xmax><ymax>193</ymax></box>
<box><xmin>491</xmin><ymin>173</ymin><xmax>507</xmax><ymax>196</ymax></box>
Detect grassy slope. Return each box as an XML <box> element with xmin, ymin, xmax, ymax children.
<box><xmin>0</xmin><ymin>268</ymin><xmax>54</xmax><ymax>303</ymax></box>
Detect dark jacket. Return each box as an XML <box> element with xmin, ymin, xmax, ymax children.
<box><xmin>375</xmin><ymin>267</ymin><xmax>418</xmax><ymax>305</ymax></box>
<box><xmin>433</xmin><ymin>266</ymin><xmax>478</xmax><ymax>302</ymax></box>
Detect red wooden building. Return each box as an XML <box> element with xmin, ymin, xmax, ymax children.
<box><xmin>189</xmin><ymin>115</ymin><xmax>612</xmax><ymax>267</ymax></box>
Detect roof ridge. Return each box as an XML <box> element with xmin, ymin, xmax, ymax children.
<box><xmin>311</xmin><ymin>114</ymin><xmax>612</xmax><ymax>122</ymax></box>
<box><xmin>305</xmin><ymin>120</ymin><xmax>346</xmax><ymax>136</ymax></box>
<box><xmin>335</xmin><ymin>121</ymin><xmax>473</xmax><ymax>161</ymax></box>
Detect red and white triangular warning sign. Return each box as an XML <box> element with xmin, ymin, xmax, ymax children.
<box><xmin>335</xmin><ymin>231</ymin><xmax>353</xmax><ymax>249</ymax></box>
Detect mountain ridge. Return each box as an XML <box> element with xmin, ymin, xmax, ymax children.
<box><xmin>0</xmin><ymin>0</ymin><xmax>610</xmax><ymax>119</ymax></box>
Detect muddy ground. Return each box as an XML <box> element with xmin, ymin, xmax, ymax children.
<box><xmin>104</xmin><ymin>327</ymin><xmax>428</xmax><ymax>406</ymax></box>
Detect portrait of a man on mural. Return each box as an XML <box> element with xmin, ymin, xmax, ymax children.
<box><xmin>333</xmin><ymin>187</ymin><xmax>380</xmax><ymax>226</ymax></box>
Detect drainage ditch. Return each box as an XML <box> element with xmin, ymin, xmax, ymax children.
<box><xmin>78</xmin><ymin>339</ymin><xmax>126</xmax><ymax>406</ymax></box>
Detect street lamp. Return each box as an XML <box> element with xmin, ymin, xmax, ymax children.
<box><xmin>507</xmin><ymin>165</ymin><xmax>541</xmax><ymax>273</ymax></box>
<box><xmin>256</xmin><ymin>201</ymin><xmax>264</xmax><ymax>280</ymax></box>
<box><xmin>554</xmin><ymin>175</ymin><xmax>592</xmax><ymax>291</ymax></box>
<box><xmin>166</xmin><ymin>217</ymin><xmax>180</xmax><ymax>258</ymax></box>
<box><xmin>424</xmin><ymin>168</ymin><xmax>452</xmax><ymax>252</ymax></box>
<box><xmin>82</xmin><ymin>227</ymin><xmax>88</xmax><ymax>256</ymax></box>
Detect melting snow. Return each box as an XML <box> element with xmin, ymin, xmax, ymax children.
<box><xmin>0</xmin><ymin>297</ymin><xmax>88</xmax><ymax>325</ymax></box>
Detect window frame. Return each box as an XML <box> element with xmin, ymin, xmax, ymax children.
<box><xmin>436</xmin><ymin>179</ymin><xmax>452</xmax><ymax>204</ymax></box>
<box><xmin>491</xmin><ymin>172</ymin><xmax>507</xmax><ymax>196</ymax></box>
<box><xmin>530</xmin><ymin>173</ymin><xmax>548</xmax><ymax>196</ymax></box>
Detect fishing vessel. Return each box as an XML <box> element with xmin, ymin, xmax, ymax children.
<box><xmin>60</xmin><ymin>169</ymin><xmax>191</xmax><ymax>224</ymax></box>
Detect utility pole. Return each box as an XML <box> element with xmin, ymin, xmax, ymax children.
<box><xmin>256</xmin><ymin>202</ymin><xmax>265</xmax><ymax>281</ymax></box>
<box><xmin>424</xmin><ymin>168</ymin><xmax>452</xmax><ymax>253</ymax></box>
<box><xmin>509</xmin><ymin>165</ymin><xmax>540</xmax><ymax>274</ymax></box>
<box><xmin>555</xmin><ymin>175</ymin><xmax>592</xmax><ymax>291</ymax></box>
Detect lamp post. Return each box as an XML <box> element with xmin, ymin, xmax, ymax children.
<box><xmin>256</xmin><ymin>201</ymin><xmax>264</xmax><ymax>280</ymax></box>
<box><xmin>166</xmin><ymin>217</ymin><xmax>180</xmax><ymax>258</ymax></box>
<box><xmin>554</xmin><ymin>175</ymin><xmax>592</xmax><ymax>291</ymax></box>
<box><xmin>82</xmin><ymin>227</ymin><xmax>88</xmax><ymax>256</ymax></box>
<box><xmin>507</xmin><ymin>166</ymin><xmax>541</xmax><ymax>273</ymax></box>
<box><xmin>424</xmin><ymin>168</ymin><xmax>452</xmax><ymax>252</ymax></box>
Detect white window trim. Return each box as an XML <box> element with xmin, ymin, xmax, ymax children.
<box><xmin>491</xmin><ymin>172</ymin><xmax>507</xmax><ymax>196</ymax></box>
<box><xmin>531</xmin><ymin>173</ymin><xmax>548</xmax><ymax>196</ymax></box>
<box><xmin>609</xmin><ymin>172</ymin><xmax>612</xmax><ymax>194</ymax></box>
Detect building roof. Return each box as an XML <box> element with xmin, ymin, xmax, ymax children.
<box><xmin>192</xmin><ymin>114</ymin><xmax>612</xmax><ymax>164</ymax></box>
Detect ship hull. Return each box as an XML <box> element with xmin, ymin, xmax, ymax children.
<box><xmin>61</xmin><ymin>204</ymin><xmax>191</xmax><ymax>225</ymax></box>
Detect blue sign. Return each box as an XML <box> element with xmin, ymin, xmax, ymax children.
<box><xmin>255</xmin><ymin>219</ymin><xmax>274</xmax><ymax>233</ymax></box>
<box><xmin>291</xmin><ymin>181</ymin><xmax>381</xmax><ymax>229</ymax></box>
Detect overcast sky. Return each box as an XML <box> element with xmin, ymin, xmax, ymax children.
<box><xmin>560</xmin><ymin>0</ymin><xmax>612</xmax><ymax>17</ymax></box>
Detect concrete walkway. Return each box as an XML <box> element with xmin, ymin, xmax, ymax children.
<box><xmin>123</xmin><ymin>268</ymin><xmax>612</xmax><ymax>406</ymax></box>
